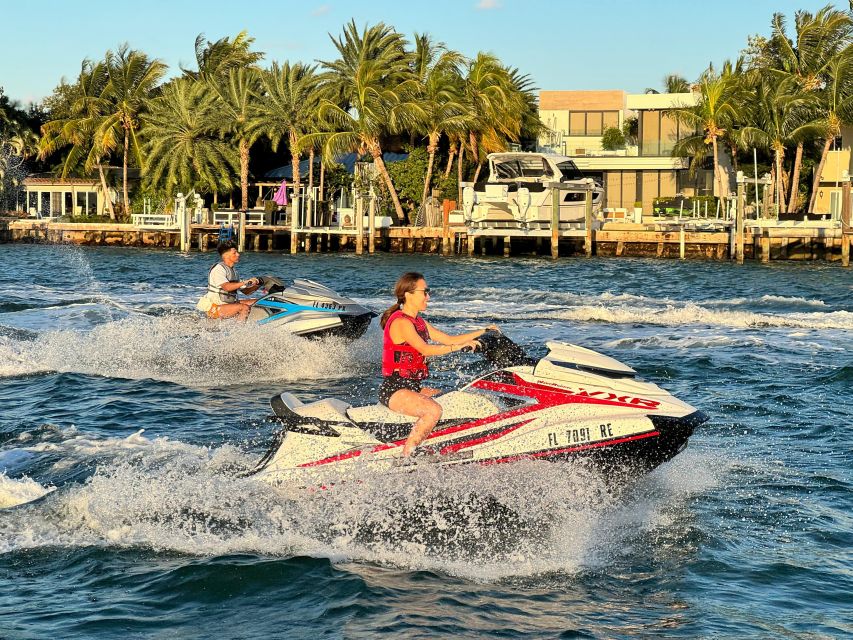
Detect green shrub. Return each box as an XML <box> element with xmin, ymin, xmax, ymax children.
<box><xmin>601</xmin><ymin>127</ymin><xmax>626</xmax><ymax>151</ymax></box>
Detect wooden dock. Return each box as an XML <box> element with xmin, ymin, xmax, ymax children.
<box><xmin>1</xmin><ymin>217</ymin><xmax>850</xmax><ymax>266</ymax></box>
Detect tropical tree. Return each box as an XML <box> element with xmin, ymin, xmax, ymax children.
<box><xmin>38</xmin><ymin>61</ymin><xmax>116</xmax><ymax>218</ymax></box>
<box><xmin>253</xmin><ymin>61</ymin><xmax>321</xmax><ymax>198</ymax></box>
<box><xmin>646</xmin><ymin>74</ymin><xmax>690</xmax><ymax>94</ymax></box>
<box><xmin>142</xmin><ymin>78</ymin><xmax>238</xmax><ymax>195</ymax></box>
<box><xmin>808</xmin><ymin>47</ymin><xmax>853</xmax><ymax>212</ymax></box>
<box><xmin>183</xmin><ymin>31</ymin><xmax>264</xmax><ymax>82</ymax></box>
<box><xmin>411</xmin><ymin>34</ymin><xmax>466</xmax><ymax>209</ymax></box>
<box><xmin>316</xmin><ymin>21</ymin><xmax>421</xmax><ymax>223</ymax></box>
<box><xmin>206</xmin><ymin>66</ymin><xmax>263</xmax><ymax>211</ymax></box>
<box><xmin>740</xmin><ymin>74</ymin><xmax>822</xmax><ymax>213</ymax></box>
<box><xmin>95</xmin><ymin>45</ymin><xmax>167</xmax><ymax>214</ymax></box>
<box><xmin>669</xmin><ymin>64</ymin><xmax>744</xmax><ymax>206</ymax></box>
<box><xmin>462</xmin><ymin>53</ymin><xmax>523</xmax><ymax>183</ymax></box>
<box><xmin>769</xmin><ymin>5</ymin><xmax>853</xmax><ymax>210</ymax></box>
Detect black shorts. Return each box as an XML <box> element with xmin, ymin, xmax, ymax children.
<box><xmin>378</xmin><ymin>373</ymin><xmax>422</xmax><ymax>407</ymax></box>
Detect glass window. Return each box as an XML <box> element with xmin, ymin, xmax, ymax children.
<box><xmin>586</xmin><ymin>112</ymin><xmax>603</xmax><ymax>136</ymax></box>
<box><xmin>518</xmin><ymin>157</ymin><xmax>549</xmax><ymax>178</ymax></box>
<box><xmin>569</xmin><ymin>112</ymin><xmax>586</xmax><ymax>136</ymax></box>
<box><xmin>28</xmin><ymin>192</ymin><xmax>37</xmax><ymax>213</ymax></box>
<box><xmin>42</xmin><ymin>192</ymin><xmax>51</xmax><ymax>215</ymax></box>
<box><xmin>76</xmin><ymin>192</ymin><xmax>86</xmax><ymax>215</ymax></box>
<box><xmin>493</xmin><ymin>160</ymin><xmax>520</xmax><ymax>179</ymax></box>
<box><xmin>64</xmin><ymin>192</ymin><xmax>73</xmax><ymax>215</ymax></box>
<box><xmin>641</xmin><ymin>111</ymin><xmax>661</xmax><ymax>156</ymax></box>
<box><xmin>603</xmin><ymin>111</ymin><xmax>619</xmax><ymax>130</ymax></box>
<box><xmin>557</xmin><ymin>161</ymin><xmax>584</xmax><ymax>181</ymax></box>
<box><xmin>660</xmin><ymin>114</ymin><xmax>678</xmax><ymax>156</ymax></box>
<box><xmin>87</xmin><ymin>192</ymin><xmax>98</xmax><ymax>215</ymax></box>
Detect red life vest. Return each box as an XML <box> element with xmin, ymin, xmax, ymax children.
<box><xmin>382</xmin><ymin>310</ymin><xmax>430</xmax><ymax>380</ymax></box>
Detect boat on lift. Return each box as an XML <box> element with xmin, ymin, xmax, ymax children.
<box><xmin>462</xmin><ymin>152</ymin><xmax>604</xmax><ymax>229</ymax></box>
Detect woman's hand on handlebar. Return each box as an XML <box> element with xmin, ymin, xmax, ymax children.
<box><xmin>458</xmin><ymin>339</ymin><xmax>481</xmax><ymax>353</ymax></box>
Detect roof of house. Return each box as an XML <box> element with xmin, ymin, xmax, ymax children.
<box><xmin>23</xmin><ymin>176</ymin><xmax>100</xmax><ymax>186</ymax></box>
<box><xmin>263</xmin><ymin>151</ymin><xmax>409</xmax><ymax>179</ymax></box>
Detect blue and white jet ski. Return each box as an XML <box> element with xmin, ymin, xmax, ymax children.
<box><xmin>247</xmin><ymin>277</ymin><xmax>375</xmax><ymax>339</ymax></box>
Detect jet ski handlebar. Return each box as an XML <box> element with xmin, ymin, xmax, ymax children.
<box><xmin>476</xmin><ymin>330</ymin><xmax>536</xmax><ymax>367</ymax></box>
<box><xmin>255</xmin><ymin>275</ymin><xmax>286</xmax><ymax>293</ymax></box>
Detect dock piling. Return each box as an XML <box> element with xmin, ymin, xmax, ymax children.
<box><xmin>584</xmin><ymin>186</ymin><xmax>594</xmax><ymax>257</ymax></box>
<box><xmin>735</xmin><ymin>173</ymin><xmax>745</xmax><ymax>264</ymax></box>
<box><xmin>842</xmin><ymin>173</ymin><xmax>851</xmax><ymax>267</ymax></box>
<box><xmin>290</xmin><ymin>195</ymin><xmax>300</xmax><ymax>254</ymax></box>
<box><xmin>355</xmin><ymin>192</ymin><xmax>364</xmax><ymax>255</ymax></box>
<box><xmin>550</xmin><ymin>182</ymin><xmax>560</xmax><ymax>259</ymax></box>
<box><xmin>368</xmin><ymin>187</ymin><xmax>376</xmax><ymax>254</ymax></box>
<box><xmin>238</xmin><ymin>211</ymin><xmax>246</xmax><ymax>253</ymax></box>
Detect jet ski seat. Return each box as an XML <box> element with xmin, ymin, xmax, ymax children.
<box><xmin>345</xmin><ymin>391</ymin><xmax>502</xmax><ymax>426</ymax></box>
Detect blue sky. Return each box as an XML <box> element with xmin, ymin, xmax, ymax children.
<box><xmin>1</xmin><ymin>0</ymin><xmax>847</xmax><ymax>104</ymax></box>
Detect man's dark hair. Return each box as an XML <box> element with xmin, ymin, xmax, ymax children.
<box><xmin>217</xmin><ymin>241</ymin><xmax>237</xmax><ymax>256</ymax></box>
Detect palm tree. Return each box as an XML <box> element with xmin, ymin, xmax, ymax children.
<box><xmin>741</xmin><ymin>74</ymin><xmax>822</xmax><ymax>213</ymax></box>
<box><xmin>462</xmin><ymin>53</ymin><xmax>523</xmax><ymax>184</ymax></box>
<box><xmin>39</xmin><ymin>60</ymin><xmax>116</xmax><ymax>218</ymax></box>
<box><xmin>808</xmin><ymin>47</ymin><xmax>853</xmax><ymax>212</ymax></box>
<box><xmin>411</xmin><ymin>34</ymin><xmax>466</xmax><ymax>208</ymax></box>
<box><xmin>669</xmin><ymin>65</ymin><xmax>744</xmax><ymax>207</ymax></box>
<box><xmin>97</xmin><ymin>45</ymin><xmax>167</xmax><ymax>214</ymax></box>
<box><xmin>506</xmin><ymin>67</ymin><xmax>545</xmax><ymax>150</ymax></box>
<box><xmin>207</xmin><ymin>66</ymin><xmax>263</xmax><ymax>211</ymax></box>
<box><xmin>183</xmin><ymin>31</ymin><xmax>264</xmax><ymax>82</ymax></box>
<box><xmin>142</xmin><ymin>78</ymin><xmax>238</xmax><ymax>195</ymax></box>
<box><xmin>770</xmin><ymin>5</ymin><xmax>853</xmax><ymax>210</ymax></box>
<box><xmin>664</xmin><ymin>74</ymin><xmax>691</xmax><ymax>93</ymax></box>
<box><xmin>316</xmin><ymin>21</ymin><xmax>421</xmax><ymax>223</ymax></box>
<box><xmin>253</xmin><ymin>61</ymin><xmax>321</xmax><ymax>200</ymax></box>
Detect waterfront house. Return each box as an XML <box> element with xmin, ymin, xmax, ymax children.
<box><xmin>20</xmin><ymin>176</ymin><xmax>116</xmax><ymax>219</ymax></box>
<box><xmin>537</xmin><ymin>90</ymin><xmax>729</xmax><ymax>213</ymax></box>
<box><xmin>813</xmin><ymin>125</ymin><xmax>853</xmax><ymax>218</ymax></box>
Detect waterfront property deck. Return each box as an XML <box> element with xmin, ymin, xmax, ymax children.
<box><xmin>0</xmin><ymin>217</ymin><xmax>850</xmax><ymax>265</ymax></box>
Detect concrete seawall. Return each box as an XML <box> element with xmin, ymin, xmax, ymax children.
<box><xmin>1</xmin><ymin>218</ymin><xmax>850</xmax><ymax>264</ymax></box>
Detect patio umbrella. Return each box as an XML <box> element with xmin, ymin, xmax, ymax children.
<box><xmin>272</xmin><ymin>179</ymin><xmax>288</xmax><ymax>206</ymax></box>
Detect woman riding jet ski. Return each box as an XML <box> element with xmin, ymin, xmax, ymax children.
<box><xmin>247</xmin><ymin>331</ymin><xmax>708</xmax><ymax>486</ymax></box>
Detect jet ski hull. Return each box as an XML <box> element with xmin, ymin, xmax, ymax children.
<box><xmin>246</xmin><ymin>278</ymin><xmax>375</xmax><ymax>339</ymax></box>
<box><xmin>248</xmin><ymin>335</ymin><xmax>709</xmax><ymax>487</ymax></box>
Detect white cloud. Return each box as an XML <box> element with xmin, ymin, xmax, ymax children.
<box><xmin>476</xmin><ymin>0</ymin><xmax>501</xmax><ymax>9</ymax></box>
<box><xmin>312</xmin><ymin>4</ymin><xmax>331</xmax><ymax>15</ymax></box>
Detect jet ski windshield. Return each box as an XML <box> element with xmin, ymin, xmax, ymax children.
<box><xmin>257</xmin><ymin>275</ymin><xmax>286</xmax><ymax>294</ymax></box>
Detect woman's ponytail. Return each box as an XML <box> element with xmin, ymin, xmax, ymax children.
<box><xmin>379</xmin><ymin>302</ymin><xmax>401</xmax><ymax>329</ymax></box>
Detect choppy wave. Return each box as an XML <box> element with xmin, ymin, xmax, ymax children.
<box><xmin>0</xmin><ymin>314</ymin><xmax>374</xmax><ymax>385</ymax></box>
<box><xmin>0</xmin><ymin>427</ymin><xmax>722</xmax><ymax>579</ymax></box>
<box><xmin>0</xmin><ymin>473</ymin><xmax>54</xmax><ymax>509</ymax></box>
<box><xmin>437</xmin><ymin>298</ymin><xmax>853</xmax><ymax>330</ymax></box>
<box><xmin>451</xmin><ymin>287</ymin><xmax>831</xmax><ymax>310</ymax></box>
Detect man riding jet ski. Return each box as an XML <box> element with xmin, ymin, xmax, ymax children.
<box><xmin>248</xmin><ymin>332</ymin><xmax>708</xmax><ymax>485</ymax></box>
<box><xmin>247</xmin><ymin>276</ymin><xmax>376</xmax><ymax>339</ymax></box>
<box><xmin>198</xmin><ymin>241</ymin><xmax>374</xmax><ymax>339</ymax></box>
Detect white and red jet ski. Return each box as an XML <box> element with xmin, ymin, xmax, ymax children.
<box><xmin>248</xmin><ymin>332</ymin><xmax>708</xmax><ymax>485</ymax></box>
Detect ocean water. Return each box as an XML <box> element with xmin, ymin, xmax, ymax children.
<box><xmin>0</xmin><ymin>243</ymin><xmax>850</xmax><ymax>639</ymax></box>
